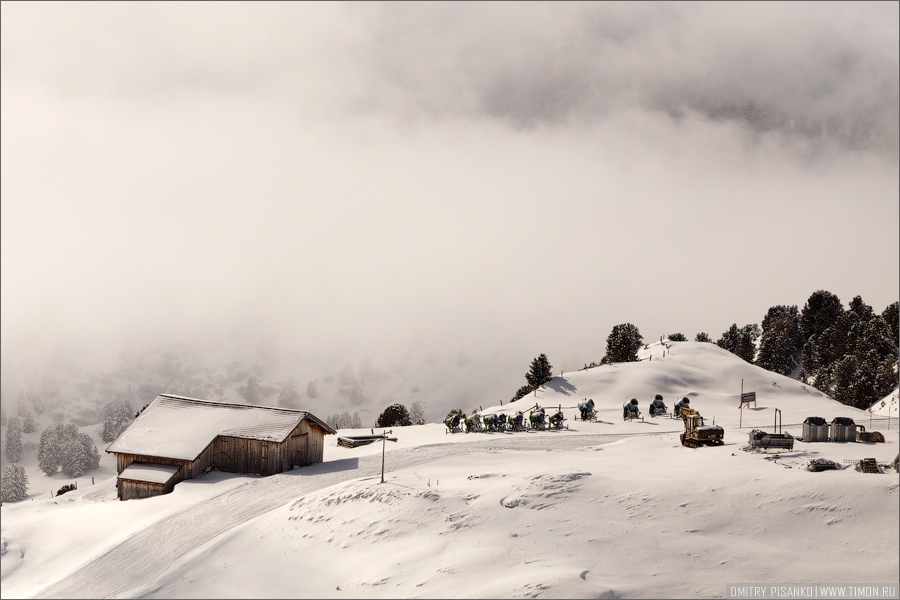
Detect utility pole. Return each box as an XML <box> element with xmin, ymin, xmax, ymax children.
<box><xmin>380</xmin><ymin>429</ymin><xmax>392</xmax><ymax>484</ymax></box>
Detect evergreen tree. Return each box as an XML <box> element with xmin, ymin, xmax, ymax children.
<box><xmin>351</xmin><ymin>412</ymin><xmax>362</xmax><ymax>428</ymax></box>
<box><xmin>22</xmin><ymin>412</ymin><xmax>37</xmax><ymax>434</ymax></box>
<box><xmin>102</xmin><ymin>398</ymin><xmax>134</xmax><ymax>443</ymax></box>
<box><xmin>525</xmin><ymin>354</ymin><xmax>554</xmax><ymax>391</ymax></box>
<box><xmin>277</xmin><ymin>379</ymin><xmax>301</xmax><ymax>408</ymax></box>
<box><xmin>511</xmin><ymin>385</ymin><xmax>533</xmax><ymax>402</ymax></box>
<box><xmin>1</xmin><ymin>464</ymin><xmax>28</xmax><ymax>502</ymax></box>
<box><xmin>716</xmin><ymin>324</ymin><xmax>741</xmax><ymax>353</ymax></box>
<box><xmin>694</xmin><ymin>332</ymin><xmax>711</xmax><ymax>342</ymax></box>
<box><xmin>603</xmin><ymin>324</ymin><xmax>643</xmax><ymax>363</ymax></box>
<box><xmin>800</xmin><ymin>290</ymin><xmax>844</xmax><ymax>343</ymax></box>
<box><xmin>237</xmin><ymin>376</ymin><xmax>262</xmax><ymax>404</ymax></box>
<box><xmin>61</xmin><ymin>432</ymin><xmax>101</xmax><ymax>478</ymax></box>
<box><xmin>307</xmin><ymin>380</ymin><xmax>318</xmax><ymax>399</ymax></box>
<box><xmin>667</xmin><ymin>333</ymin><xmax>687</xmax><ymax>342</ymax></box>
<box><xmin>882</xmin><ymin>301</ymin><xmax>899</xmax><ymax>343</ymax></box>
<box><xmin>409</xmin><ymin>401</ymin><xmax>426</xmax><ymax>424</ymax></box>
<box><xmin>5</xmin><ymin>416</ymin><xmax>22</xmax><ymax>462</ymax></box>
<box><xmin>735</xmin><ymin>325</ymin><xmax>760</xmax><ymax>363</ymax></box>
<box><xmin>27</xmin><ymin>389</ymin><xmax>44</xmax><ymax>415</ymax></box>
<box><xmin>38</xmin><ymin>423</ymin><xmax>78</xmax><ymax>476</ymax></box>
<box><xmin>376</xmin><ymin>403</ymin><xmax>412</xmax><ymax>428</ymax></box>
<box><xmin>756</xmin><ymin>305</ymin><xmax>803</xmax><ymax>375</ymax></box>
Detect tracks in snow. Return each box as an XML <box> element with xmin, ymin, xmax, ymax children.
<box><xmin>36</xmin><ymin>432</ymin><xmax>639</xmax><ymax>599</ymax></box>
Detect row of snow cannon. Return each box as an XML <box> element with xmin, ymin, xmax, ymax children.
<box><xmin>444</xmin><ymin>405</ymin><xmax>567</xmax><ymax>434</ymax></box>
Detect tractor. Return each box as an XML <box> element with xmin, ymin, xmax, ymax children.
<box><xmin>679</xmin><ymin>407</ymin><xmax>724</xmax><ymax>448</ymax></box>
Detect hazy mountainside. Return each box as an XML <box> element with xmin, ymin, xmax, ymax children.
<box><xmin>1</xmin><ymin>339</ymin><xmax>896</xmax><ymax>599</ymax></box>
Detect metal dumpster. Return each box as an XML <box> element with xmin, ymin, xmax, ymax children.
<box><xmin>748</xmin><ymin>429</ymin><xmax>795</xmax><ymax>450</ymax></box>
<box><xmin>802</xmin><ymin>416</ymin><xmax>829</xmax><ymax>442</ymax></box>
<box><xmin>829</xmin><ymin>417</ymin><xmax>858</xmax><ymax>442</ymax></box>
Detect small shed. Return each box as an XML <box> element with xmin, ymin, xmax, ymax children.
<box><xmin>802</xmin><ymin>417</ymin><xmax>829</xmax><ymax>442</ymax></box>
<box><xmin>107</xmin><ymin>394</ymin><xmax>336</xmax><ymax>500</ymax></box>
<box><xmin>829</xmin><ymin>417</ymin><xmax>858</xmax><ymax>442</ymax></box>
<box><xmin>118</xmin><ymin>463</ymin><xmax>181</xmax><ymax>501</ymax></box>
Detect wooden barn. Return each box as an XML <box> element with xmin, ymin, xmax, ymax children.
<box><xmin>106</xmin><ymin>394</ymin><xmax>336</xmax><ymax>501</ymax></box>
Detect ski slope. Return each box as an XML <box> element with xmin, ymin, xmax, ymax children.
<box><xmin>2</xmin><ymin>342</ymin><xmax>897</xmax><ymax>599</ymax></box>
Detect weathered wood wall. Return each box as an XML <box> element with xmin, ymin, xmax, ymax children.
<box><xmin>118</xmin><ymin>476</ymin><xmax>177</xmax><ymax>501</ymax></box>
<box><xmin>113</xmin><ymin>417</ymin><xmax>330</xmax><ymax>492</ymax></box>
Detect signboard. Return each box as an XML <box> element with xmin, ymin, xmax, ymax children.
<box><xmin>740</xmin><ymin>392</ymin><xmax>757</xmax><ymax>407</ymax></box>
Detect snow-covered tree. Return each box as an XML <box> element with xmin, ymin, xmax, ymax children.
<box><xmin>756</xmin><ymin>305</ymin><xmax>803</xmax><ymax>376</ymax></box>
<box><xmin>5</xmin><ymin>416</ymin><xmax>22</xmax><ymax>462</ymax></box>
<box><xmin>236</xmin><ymin>376</ymin><xmax>262</xmax><ymax>404</ymax></box>
<box><xmin>61</xmin><ymin>432</ymin><xmax>101</xmax><ymax>478</ymax></box>
<box><xmin>376</xmin><ymin>403</ymin><xmax>412</xmax><ymax>428</ymax></box>
<box><xmin>1</xmin><ymin>464</ymin><xmax>28</xmax><ymax>502</ymax></box>
<box><xmin>22</xmin><ymin>412</ymin><xmax>36</xmax><ymax>434</ymax></box>
<box><xmin>306</xmin><ymin>380</ymin><xmax>318</xmax><ymax>399</ymax></box>
<box><xmin>883</xmin><ymin>301</ymin><xmax>899</xmax><ymax>343</ymax></box>
<box><xmin>603</xmin><ymin>324</ymin><xmax>643</xmax><ymax>363</ymax></box>
<box><xmin>277</xmin><ymin>379</ymin><xmax>301</xmax><ymax>408</ymax></box>
<box><xmin>38</xmin><ymin>423</ymin><xmax>78</xmax><ymax>476</ymax></box>
<box><xmin>102</xmin><ymin>398</ymin><xmax>134</xmax><ymax>443</ymax></box>
<box><xmin>409</xmin><ymin>401</ymin><xmax>426</xmax><ymax>424</ymax></box>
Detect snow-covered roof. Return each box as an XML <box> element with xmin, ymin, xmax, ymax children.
<box><xmin>118</xmin><ymin>462</ymin><xmax>181</xmax><ymax>485</ymax></box>
<box><xmin>106</xmin><ymin>394</ymin><xmax>336</xmax><ymax>461</ymax></box>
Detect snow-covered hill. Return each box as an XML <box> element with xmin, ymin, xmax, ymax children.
<box><xmin>1</xmin><ymin>342</ymin><xmax>897</xmax><ymax>599</ymax></box>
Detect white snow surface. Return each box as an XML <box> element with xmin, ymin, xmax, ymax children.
<box><xmin>118</xmin><ymin>463</ymin><xmax>181</xmax><ymax>485</ymax></box>
<box><xmin>1</xmin><ymin>342</ymin><xmax>897</xmax><ymax>599</ymax></box>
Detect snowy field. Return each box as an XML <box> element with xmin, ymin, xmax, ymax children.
<box><xmin>1</xmin><ymin>342</ymin><xmax>898</xmax><ymax>599</ymax></box>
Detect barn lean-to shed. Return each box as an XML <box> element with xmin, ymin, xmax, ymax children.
<box><xmin>106</xmin><ymin>394</ymin><xmax>336</xmax><ymax>501</ymax></box>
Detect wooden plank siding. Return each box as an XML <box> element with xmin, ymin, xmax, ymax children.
<box><xmin>113</xmin><ymin>417</ymin><xmax>331</xmax><ymax>500</ymax></box>
<box><xmin>118</xmin><ymin>476</ymin><xmax>178</xmax><ymax>501</ymax></box>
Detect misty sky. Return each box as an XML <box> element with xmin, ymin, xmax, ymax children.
<box><xmin>2</xmin><ymin>2</ymin><xmax>898</xmax><ymax>376</ymax></box>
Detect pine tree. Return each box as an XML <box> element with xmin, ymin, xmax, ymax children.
<box><xmin>882</xmin><ymin>301</ymin><xmax>899</xmax><ymax>343</ymax></box>
<box><xmin>5</xmin><ymin>416</ymin><xmax>22</xmax><ymax>462</ymax></box>
<box><xmin>307</xmin><ymin>380</ymin><xmax>318</xmax><ymax>399</ymax></box>
<box><xmin>1</xmin><ymin>464</ymin><xmax>28</xmax><ymax>502</ymax></box>
<box><xmin>102</xmin><ymin>398</ymin><xmax>134</xmax><ymax>443</ymax></box>
<box><xmin>694</xmin><ymin>332</ymin><xmax>711</xmax><ymax>342</ymax></box>
<box><xmin>525</xmin><ymin>354</ymin><xmax>554</xmax><ymax>390</ymax></box>
<box><xmin>61</xmin><ymin>432</ymin><xmax>100</xmax><ymax>478</ymax></box>
<box><xmin>277</xmin><ymin>379</ymin><xmax>301</xmax><ymax>408</ymax></box>
<box><xmin>800</xmin><ymin>290</ymin><xmax>844</xmax><ymax>343</ymax></box>
<box><xmin>376</xmin><ymin>404</ymin><xmax>412</xmax><ymax>427</ymax></box>
<box><xmin>22</xmin><ymin>412</ymin><xmax>37</xmax><ymax>434</ymax></box>
<box><xmin>511</xmin><ymin>385</ymin><xmax>533</xmax><ymax>402</ymax></box>
<box><xmin>237</xmin><ymin>376</ymin><xmax>261</xmax><ymax>404</ymax></box>
<box><xmin>38</xmin><ymin>423</ymin><xmax>78</xmax><ymax>476</ymax></box>
<box><xmin>756</xmin><ymin>305</ymin><xmax>803</xmax><ymax>375</ymax></box>
<box><xmin>667</xmin><ymin>333</ymin><xmax>687</xmax><ymax>342</ymax></box>
<box><xmin>604</xmin><ymin>324</ymin><xmax>643</xmax><ymax>363</ymax></box>
<box><xmin>734</xmin><ymin>324</ymin><xmax>760</xmax><ymax>363</ymax></box>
